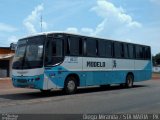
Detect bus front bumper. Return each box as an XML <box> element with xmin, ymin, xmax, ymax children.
<box><xmin>12</xmin><ymin>75</ymin><xmax>44</xmax><ymax>89</ymax></box>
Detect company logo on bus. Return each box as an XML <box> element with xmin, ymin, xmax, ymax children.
<box><xmin>87</xmin><ymin>61</ymin><xmax>105</xmax><ymax>67</ymax></box>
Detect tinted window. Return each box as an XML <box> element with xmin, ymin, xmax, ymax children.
<box><xmin>86</xmin><ymin>38</ymin><xmax>97</xmax><ymax>57</ymax></box>
<box><xmin>106</xmin><ymin>41</ymin><xmax>112</xmax><ymax>58</ymax></box>
<box><xmin>144</xmin><ymin>46</ymin><xmax>151</xmax><ymax>60</ymax></box>
<box><xmin>114</xmin><ymin>42</ymin><xmax>123</xmax><ymax>58</ymax></box>
<box><xmin>123</xmin><ymin>43</ymin><xmax>129</xmax><ymax>58</ymax></box>
<box><xmin>67</xmin><ymin>36</ymin><xmax>80</xmax><ymax>56</ymax></box>
<box><xmin>98</xmin><ymin>40</ymin><xmax>106</xmax><ymax>57</ymax></box>
<box><xmin>136</xmin><ymin>45</ymin><xmax>143</xmax><ymax>59</ymax></box>
<box><xmin>128</xmin><ymin>44</ymin><xmax>134</xmax><ymax>59</ymax></box>
<box><xmin>45</xmin><ymin>37</ymin><xmax>63</xmax><ymax>66</ymax></box>
<box><xmin>140</xmin><ymin>46</ymin><xmax>144</xmax><ymax>59</ymax></box>
<box><xmin>51</xmin><ymin>39</ymin><xmax>63</xmax><ymax>57</ymax></box>
<box><xmin>12</xmin><ymin>36</ymin><xmax>45</xmax><ymax>69</ymax></box>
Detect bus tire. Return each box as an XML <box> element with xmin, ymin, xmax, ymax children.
<box><xmin>64</xmin><ymin>76</ymin><xmax>77</xmax><ymax>94</ymax></box>
<box><xmin>125</xmin><ymin>74</ymin><xmax>134</xmax><ymax>88</ymax></box>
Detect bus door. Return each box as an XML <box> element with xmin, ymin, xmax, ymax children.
<box><xmin>44</xmin><ymin>34</ymin><xmax>64</xmax><ymax>89</ymax></box>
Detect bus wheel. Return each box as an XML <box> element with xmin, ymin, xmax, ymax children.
<box><xmin>125</xmin><ymin>74</ymin><xmax>134</xmax><ymax>88</ymax></box>
<box><xmin>64</xmin><ymin>76</ymin><xmax>77</xmax><ymax>94</ymax></box>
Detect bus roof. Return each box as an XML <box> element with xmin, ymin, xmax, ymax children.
<box><xmin>19</xmin><ymin>31</ymin><xmax>150</xmax><ymax>47</ymax></box>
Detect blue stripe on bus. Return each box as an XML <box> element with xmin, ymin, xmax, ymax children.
<box><xmin>12</xmin><ymin>61</ymin><xmax>152</xmax><ymax>89</ymax></box>
<box><xmin>44</xmin><ymin>61</ymin><xmax>152</xmax><ymax>88</ymax></box>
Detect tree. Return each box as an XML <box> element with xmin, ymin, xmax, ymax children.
<box><xmin>152</xmin><ymin>53</ymin><xmax>160</xmax><ymax>66</ymax></box>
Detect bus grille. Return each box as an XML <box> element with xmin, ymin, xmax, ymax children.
<box><xmin>17</xmin><ymin>79</ymin><xmax>27</xmax><ymax>83</ymax></box>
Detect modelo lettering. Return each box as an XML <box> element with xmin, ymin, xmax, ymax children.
<box><xmin>87</xmin><ymin>61</ymin><xmax>105</xmax><ymax>67</ymax></box>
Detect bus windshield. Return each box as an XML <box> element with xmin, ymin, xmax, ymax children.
<box><xmin>12</xmin><ymin>35</ymin><xmax>45</xmax><ymax>69</ymax></box>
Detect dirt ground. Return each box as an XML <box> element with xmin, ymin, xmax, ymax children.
<box><xmin>0</xmin><ymin>78</ymin><xmax>13</xmax><ymax>89</ymax></box>
<box><xmin>152</xmin><ymin>73</ymin><xmax>160</xmax><ymax>80</ymax></box>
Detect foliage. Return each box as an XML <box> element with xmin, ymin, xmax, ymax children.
<box><xmin>152</xmin><ymin>53</ymin><xmax>160</xmax><ymax>66</ymax></box>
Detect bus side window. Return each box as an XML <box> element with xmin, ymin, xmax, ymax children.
<box><xmin>106</xmin><ymin>41</ymin><xmax>112</xmax><ymax>58</ymax></box>
<box><xmin>98</xmin><ymin>40</ymin><xmax>106</xmax><ymax>57</ymax></box>
<box><xmin>114</xmin><ymin>42</ymin><xmax>123</xmax><ymax>58</ymax></box>
<box><xmin>144</xmin><ymin>46</ymin><xmax>151</xmax><ymax>60</ymax></box>
<box><xmin>45</xmin><ymin>37</ymin><xmax>63</xmax><ymax>66</ymax></box>
<box><xmin>135</xmin><ymin>45</ymin><xmax>143</xmax><ymax>59</ymax></box>
<box><xmin>86</xmin><ymin>38</ymin><xmax>97</xmax><ymax>57</ymax></box>
<box><xmin>140</xmin><ymin>46</ymin><xmax>144</xmax><ymax>59</ymax></box>
<box><xmin>123</xmin><ymin>43</ymin><xmax>129</xmax><ymax>59</ymax></box>
<box><xmin>52</xmin><ymin>39</ymin><xmax>63</xmax><ymax>57</ymax></box>
<box><xmin>45</xmin><ymin>37</ymin><xmax>52</xmax><ymax>64</ymax></box>
<box><xmin>67</xmin><ymin>36</ymin><xmax>80</xmax><ymax>56</ymax></box>
<box><xmin>79</xmin><ymin>38</ymin><xmax>83</xmax><ymax>56</ymax></box>
<box><xmin>128</xmin><ymin>44</ymin><xmax>134</xmax><ymax>59</ymax></box>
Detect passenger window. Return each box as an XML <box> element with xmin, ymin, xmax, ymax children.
<box><xmin>98</xmin><ymin>40</ymin><xmax>106</xmax><ymax>57</ymax></box>
<box><xmin>86</xmin><ymin>38</ymin><xmax>97</xmax><ymax>57</ymax></box>
<box><xmin>106</xmin><ymin>41</ymin><xmax>112</xmax><ymax>58</ymax></box>
<box><xmin>51</xmin><ymin>39</ymin><xmax>63</xmax><ymax>57</ymax></box>
<box><xmin>123</xmin><ymin>43</ymin><xmax>129</xmax><ymax>58</ymax></box>
<box><xmin>128</xmin><ymin>44</ymin><xmax>134</xmax><ymax>59</ymax></box>
<box><xmin>144</xmin><ymin>46</ymin><xmax>151</xmax><ymax>60</ymax></box>
<box><xmin>67</xmin><ymin>36</ymin><xmax>80</xmax><ymax>56</ymax></box>
<box><xmin>114</xmin><ymin>42</ymin><xmax>123</xmax><ymax>58</ymax></box>
<box><xmin>136</xmin><ymin>45</ymin><xmax>143</xmax><ymax>59</ymax></box>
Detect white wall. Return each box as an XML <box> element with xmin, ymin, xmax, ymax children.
<box><xmin>153</xmin><ymin>66</ymin><xmax>160</xmax><ymax>73</ymax></box>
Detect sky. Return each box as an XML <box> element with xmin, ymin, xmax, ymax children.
<box><xmin>0</xmin><ymin>0</ymin><xmax>160</xmax><ymax>55</ymax></box>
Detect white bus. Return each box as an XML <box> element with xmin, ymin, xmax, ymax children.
<box><xmin>12</xmin><ymin>32</ymin><xmax>152</xmax><ymax>94</ymax></box>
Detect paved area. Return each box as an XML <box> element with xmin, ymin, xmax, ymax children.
<box><xmin>0</xmin><ymin>77</ymin><xmax>160</xmax><ymax>114</ymax></box>
<box><xmin>0</xmin><ymin>78</ymin><xmax>12</xmax><ymax>89</ymax></box>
